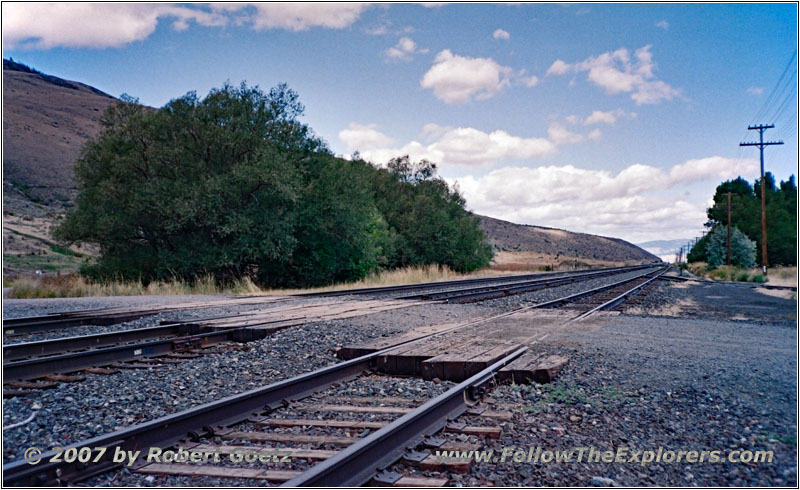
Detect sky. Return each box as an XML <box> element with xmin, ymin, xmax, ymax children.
<box><xmin>3</xmin><ymin>2</ymin><xmax>797</xmax><ymax>250</ymax></box>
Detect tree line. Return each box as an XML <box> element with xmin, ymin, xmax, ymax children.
<box><xmin>688</xmin><ymin>173</ymin><xmax>797</xmax><ymax>267</ymax></box>
<box><xmin>55</xmin><ymin>83</ymin><xmax>493</xmax><ymax>287</ymax></box>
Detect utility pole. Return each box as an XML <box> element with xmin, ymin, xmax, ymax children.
<box><xmin>740</xmin><ymin>124</ymin><xmax>783</xmax><ymax>274</ymax></box>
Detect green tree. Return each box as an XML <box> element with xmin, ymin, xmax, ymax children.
<box><xmin>368</xmin><ymin>155</ymin><xmax>493</xmax><ymax>272</ymax></box>
<box><xmin>56</xmin><ymin>83</ymin><xmax>314</xmax><ymax>283</ymax></box>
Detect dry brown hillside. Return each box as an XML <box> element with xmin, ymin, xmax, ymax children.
<box><xmin>3</xmin><ymin>59</ymin><xmax>116</xmax><ymax>208</ymax></box>
<box><xmin>478</xmin><ymin>214</ymin><xmax>660</xmax><ymax>269</ymax></box>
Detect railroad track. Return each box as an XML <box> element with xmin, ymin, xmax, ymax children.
<box><xmin>3</xmin><ymin>266</ymin><xmax>664</xmax><ymax>386</ymax></box>
<box><xmin>2</xmin><ymin>266</ymin><xmax>662</xmax><ymax>384</ymax></box>
<box><xmin>298</xmin><ymin>263</ymin><xmax>662</xmax><ymax>299</ymax></box>
<box><xmin>3</xmin><ymin>266</ymin><xmax>667</xmax><ymax>487</ymax></box>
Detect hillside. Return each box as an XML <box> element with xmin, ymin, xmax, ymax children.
<box><xmin>3</xmin><ymin>59</ymin><xmax>116</xmax><ymax>208</ymax></box>
<box><xmin>478</xmin><ymin>215</ymin><xmax>660</xmax><ymax>269</ymax></box>
<box><xmin>2</xmin><ymin>60</ymin><xmax>659</xmax><ymax>277</ymax></box>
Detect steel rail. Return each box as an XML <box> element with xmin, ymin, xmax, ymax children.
<box><xmin>295</xmin><ymin>263</ymin><xmax>661</xmax><ymax>297</ymax></box>
<box><xmin>569</xmin><ymin>266</ymin><xmax>669</xmax><ymax>322</ymax></box>
<box><xmin>282</xmin><ymin>347</ymin><xmax>528</xmax><ymax>487</ymax></box>
<box><xmin>2</xmin><ymin>324</ymin><xmax>195</xmax><ymax>362</ymax></box>
<box><xmin>405</xmin><ymin>264</ymin><xmax>654</xmax><ymax>303</ymax></box>
<box><xmin>3</xmin><ymin>327</ymin><xmax>241</xmax><ymax>381</ymax></box>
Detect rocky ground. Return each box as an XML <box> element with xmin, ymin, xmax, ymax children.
<box><xmin>2</xmin><ymin>274</ymin><xmax>796</xmax><ymax>486</ymax></box>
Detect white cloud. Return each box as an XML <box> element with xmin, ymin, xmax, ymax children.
<box><xmin>547</xmin><ymin>123</ymin><xmax>585</xmax><ymax>145</ymax></box>
<box><xmin>546</xmin><ymin>59</ymin><xmax>572</xmax><ymax>76</ymax></box>
<box><xmin>385</xmin><ymin>37</ymin><xmax>427</xmax><ymax>61</ymax></box>
<box><xmin>2</xmin><ymin>3</ymin><xmax>227</xmax><ymax>49</ymax></box>
<box><xmin>246</xmin><ymin>3</ymin><xmax>370</xmax><ymax>31</ymax></box>
<box><xmin>747</xmin><ymin>87</ymin><xmax>764</xmax><ymax>95</ymax></box>
<box><xmin>339</xmin><ymin>123</ymin><xmax>556</xmax><ymax>166</ymax></box>
<box><xmin>546</xmin><ymin>45</ymin><xmax>681</xmax><ymax>105</ymax></box>
<box><xmin>582</xmin><ymin>108</ymin><xmax>638</xmax><ymax>125</ymax></box>
<box><xmin>492</xmin><ymin>28</ymin><xmax>510</xmax><ymax>40</ymax></box>
<box><xmin>522</xmin><ymin>75</ymin><xmax>539</xmax><ymax>87</ymax></box>
<box><xmin>448</xmin><ymin>156</ymin><xmax>758</xmax><ymax>242</ymax></box>
<box><xmin>587</xmin><ymin>128</ymin><xmax>603</xmax><ymax>141</ymax></box>
<box><xmin>655</xmin><ymin>20</ymin><xmax>669</xmax><ymax>30</ymax></box>
<box><xmin>420</xmin><ymin>50</ymin><xmax>513</xmax><ymax>105</ymax></box>
<box><xmin>2</xmin><ymin>3</ymin><xmax>369</xmax><ymax>49</ymax></box>
<box><xmin>339</xmin><ymin>123</ymin><xmax>395</xmax><ymax>152</ymax></box>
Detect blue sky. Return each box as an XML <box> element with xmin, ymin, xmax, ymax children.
<box><xmin>3</xmin><ymin>2</ymin><xmax>797</xmax><ymax>248</ymax></box>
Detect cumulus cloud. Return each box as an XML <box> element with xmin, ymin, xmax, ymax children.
<box><xmin>747</xmin><ymin>87</ymin><xmax>764</xmax><ymax>95</ymax></box>
<box><xmin>492</xmin><ymin>28</ymin><xmax>510</xmax><ymax>40</ymax></box>
<box><xmin>339</xmin><ymin>123</ymin><xmax>396</xmax><ymax>153</ymax></box>
<box><xmin>581</xmin><ymin>108</ymin><xmax>638</xmax><ymax>125</ymax></box>
<box><xmin>420</xmin><ymin>50</ymin><xmax>514</xmax><ymax>105</ymax></box>
<box><xmin>385</xmin><ymin>37</ymin><xmax>427</xmax><ymax>61</ymax></box>
<box><xmin>2</xmin><ymin>3</ymin><xmax>369</xmax><ymax>49</ymax></box>
<box><xmin>448</xmin><ymin>156</ymin><xmax>758</xmax><ymax>242</ymax></box>
<box><xmin>547</xmin><ymin>123</ymin><xmax>585</xmax><ymax>145</ymax></box>
<box><xmin>339</xmin><ymin>123</ymin><xmax>556</xmax><ymax>166</ymax></box>
<box><xmin>546</xmin><ymin>45</ymin><xmax>681</xmax><ymax>105</ymax></box>
<box><xmin>655</xmin><ymin>20</ymin><xmax>669</xmax><ymax>30</ymax></box>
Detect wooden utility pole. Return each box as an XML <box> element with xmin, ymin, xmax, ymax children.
<box><xmin>740</xmin><ymin>124</ymin><xmax>783</xmax><ymax>274</ymax></box>
<box><xmin>725</xmin><ymin>192</ymin><xmax>732</xmax><ymax>266</ymax></box>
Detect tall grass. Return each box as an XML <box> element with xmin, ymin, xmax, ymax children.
<box><xmin>7</xmin><ymin>274</ymin><xmax>261</xmax><ymax>299</ymax></box>
<box><xmin>6</xmin><ymin>265</ymin><xmax>509</xmax><ymax>299</ymax></box>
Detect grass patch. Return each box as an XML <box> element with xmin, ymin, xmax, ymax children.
<box><xmin>3</xmin><ymin>253</ymin><xmax>84</xmax><ymax>272</ymax></box>
<box><xmin>5</xmin><ymin>265</ymin><xmax>512</xmax><ymax>299</ymax></box>
<box><xmin>7</xmin><ymin>274</ymin><xmax>262</xmax><ymax>299</ymax></box>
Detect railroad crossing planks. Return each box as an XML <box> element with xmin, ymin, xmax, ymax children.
<box><xmin>497</xmin><ymin>352</ymin><xmax>570</xmax><ymax>384</ymax></box>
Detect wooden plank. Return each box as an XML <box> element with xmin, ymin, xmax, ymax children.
<box><xmin>374</xmin><ymin>476</ymin><xmax>450</xmax><ymax>487</ymax></box>
<box><xmin>257</xmin><ymin>418</ymin><xmax>386</xmax><ymax>430</ymax></box>
<box><xmin>497</xmin><ymin>352</ymin><xmax>569</xmax><ymax>384</ymax></box>
<box><xmin>188</xmin><ymin>444</ymin><xmax>336</xmax><ymax>460</ymax></box>
<box><xmin>443</xmin><ymin>425</ymin><xmax>501</xmax><ymax>439</ymax></box>
<box><xmin>379</xmin><ymin>336</ymin><xmax>474</xmax><ymax>376</ymax></box>
<box><xmin>295</xmin><ymin>405</ymin><xmax>512</xmax><ymax>421</ymax></box>
<box><xmin>135</xmin><ymin>463</ymin><xmax>301</xmax><ymax>481</ymax></box>
<box><xmin>256</xmin><ymin>418</ymin><xmax>496</xmax><ymax>437</ymax></box>
<box><xmin>406</xmin><ymin>453</ymin><xmax>472</xmax><ymax>474</ymax></box>
<box><xmin>222</xmin><ymin>431</ymin><xmax>358</xmax><ymax>446</ymax></box>
<box><xmin>299</xmin><ymin>404</ymin><xmax>406</xmax><ymax>415</ymax></box>
<box><xmin>420</xmin><ymin>340</ymin><xmax>500</xmax><ymax>381</ymax></box>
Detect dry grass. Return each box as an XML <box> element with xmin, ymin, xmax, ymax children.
<box><xmin>255</xmin><ymin>265</ymin><xmax>515</xmax><ymax>296</ymax></box>
<box><xmin>6</xmin><ymin>265</ymin><xmax>517</xmax><ymax>299</ymax></box>
<box><xmin>7</xmin><ymin>274</ymin><xmax>261</xmax><ymax>299</ymax></box>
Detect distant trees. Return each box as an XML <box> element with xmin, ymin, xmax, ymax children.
<box><xmin>56</xmin><ymin>82</ymin><xmax>493</xmax><ymax>286</ymax></box>
<box><xmin>694</xmin><ymin>173</ymin><xmax>797</xmax><ymax>267</ymax></box>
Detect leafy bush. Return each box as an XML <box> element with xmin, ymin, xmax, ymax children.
<box><xmin>705</xmin><ymin>225</ymin><xmax>756</xmax><ymax>268</ymax></box>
